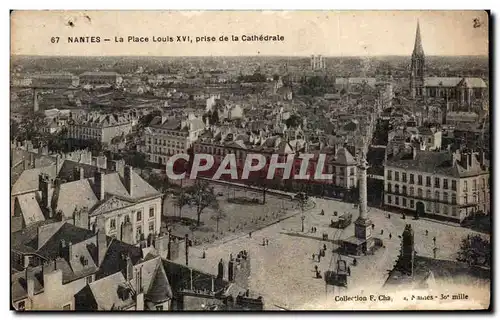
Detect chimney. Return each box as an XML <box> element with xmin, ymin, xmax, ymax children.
<box><xmin>412</xmin><ymin>145</ymin><xmax>418</xmax><ymax>160</ymax></box>
<box><xmin>460</xmin><ymin>152</ymin><xmax>469</xmax><ymax>170</ymax></box>
<box><xmin>73</xmin><ymin>208</ymin><xmax>89</xmax><ymax>230</ymax></box>
<box><xmin>67</xmin><ymin>242</ymin><xmax>73</xmax><ymax>261</ymax></box>
<box><xmin>96</xmin><ymin>229</ymin><xmax>107</xmax><ymax>266</ymax></box>
<box><xmin>125</xmin><ymin>255</ymin><xmax>133</xmax><ymax>281</ymax></box>
<box><xmin>135</xmin><ymin>267</ymin><xmax>144</xmax><ymax>310</ymax></box>
<box><xmin>55</xmin><ymin>154</ymin><xmax>60</xmax><ymax>170</ymax></box>
<box><xmin>30</xmin><ymin>153</ymin><xmax>35</xmax><ymax>167</ymax></box>
<box><xmin>25</xmin><ymin>267</ymin><xmax>34</xmax><ymax>299</ymax></box>
<box><xmin>111</xmin><ymin>160</ymin><xmax>125</xmax><ymax>176</ymax></box>
<box><xmin>94</xmin><ymin>171</ymin><xmax>105</xmax><ymax>200</ymax></box>
<box><xmin>124</xmin><ymin>166</ymin><xmax>133</xmax><ymax>197</ymax></box>
<box><xmin>38</xmin><ymin>174</ymin><xmax>52</xmax><ymax>216</ymax></box>
<box><xmin>42</xmin><ymin>267</ymin><xmax>63</xmax><ymax>298</ymax></box>
<box><xmin>185</xmin><ymin>234</ymin><xmax>189</xmax><ymax>266</ymax></box>
<box><xmin>59</xmin><ymin>239</ymin><xmax>66</xmax><ymax>258</ymax></box>
<box><xmin>478</xmin><ymin>151</ymin><xmax>486</xmax><ymax>167</ymax></box>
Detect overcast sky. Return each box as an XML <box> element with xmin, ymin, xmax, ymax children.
<box><xmin>11</xmin><ymin>10</ymin><xmax>489</xmax><ymax>57</ymax></box>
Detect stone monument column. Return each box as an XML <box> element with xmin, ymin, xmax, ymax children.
<box><xmin>358</xmin><ymin>157</ymin><xmax>368</xmax><ymax>220</ymax></box>
<box><xmin>354</xmin><ymin>153</ymin><xmax>373</xmax><ymax>245</ymax></box>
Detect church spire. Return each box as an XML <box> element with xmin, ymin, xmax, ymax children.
<box><xmin>412</xmin><ymin>20</ymin><xmax>424</xmax><ymax>57</ymax></box>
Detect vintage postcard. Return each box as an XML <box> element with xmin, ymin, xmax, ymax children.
<box><xmin>10</xmin><ymin>10</ymin><xmax>491</xmax><ymax>311</ymax></box>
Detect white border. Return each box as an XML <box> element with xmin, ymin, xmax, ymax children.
<box><xmin>2</xmin><ymin>2</ymin><xmax>498</xmax><ymax>320</ymax></box>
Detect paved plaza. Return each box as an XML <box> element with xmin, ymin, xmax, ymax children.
<box><xmin>176</xmin><ymin>197</ymin><xmax>489</xmax><ymax>310</ymax></box>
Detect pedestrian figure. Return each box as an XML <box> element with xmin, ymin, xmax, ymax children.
<box><xmin>312</xmin><ymin>253</ymin><xmax>316</xmax><ymax>261</ymax></box>
<box><xmin>372</xmin><ymin>223</ymin><xmax>375</xmax><ymax>230</ymax></box>
<box><xmin>262</xmin><ymin>239</ymin><xmax>266</xmax><ymax>246</ymax></box>
<box><xmin>402</xmin><ymin>214</ymin><xmax>406</xmax><ymax>220</ymax></box>
<box><xmin>314</xmin><ymin>265</ymin><xmax>318</xmax><ymax>272</ymax></box>
<box><xmin>388</xmin><ymin>213</ymin><xmax>391</xmax><ymax>219</ymax></box>
<box><xmin>249</xmin><ymin>232</ymin><xmax>252</xmax><ymax>238</ymax></box>
<box><xmin>266</xmin><ymin>239</ymin><xmax>269</xmax><ymax>246</ymax></box>
<box><xmin>353</xmin><ymin>258</ymin><xmax>357</xmax><ymax>266</ymax></box>
<box><xmin>202</xmin><ymin>250</ymin><xmax>206</xmax><ymax>259</ymax></box>
<box><xmin>433</xmin><ymin>247</ymin><xmax>437</xmax><ymax>258</ymax></box>
<box><xmin>311</xmin><ymin>226</ymin><xmax>314</xmax><ymax>233</ymax></box>
<box><xmin>381</xmin><ymin>229</ymin><xmax>384</xmax><ymax>235</ymax></box>
<box><xmin>334</xmin><ymin>211</ymin><xmax>338</xmax><ymax>216</ymax></box>
<box><xmin>389</xmin><ymin>233</ymin><xmax>392</xmax><ymax>239</ymax></box>
<box><xmin>318</xmin><ymin>254</ymin><xmax>321</xmax><ymax>262</ymax></box>
<box><xmin>433</xmin><ymin>236</ymin><xmax>436</xmax><ymax>244</ymax></box>
<box><xmin>425</xmin><ymin>230</ymin><xmax>429</xmax><ymax>236</ymax></box>
<box><xmin>323</xmin><ymin>244</ymin><xmax>327</xmax><ymax>251</ymax></box>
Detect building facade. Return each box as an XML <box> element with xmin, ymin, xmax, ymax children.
<box><xmin>67</xmin><ymin>113</ymin><xmax>133</xmax><ymax>144</ymax></box>
<box><xmin>142</xmin><ymin>113</ymin><xmax>205</xmax><ymax>165</ymax></box>
<box><xmin>79</xmin><ymin>72</ymin><xmax>123</xmax><ymax>87</ymax></box>
<box><xmin>384</xmin><ymin>148</ymin><xmax>490</xmax><ymax>222</ymax></box>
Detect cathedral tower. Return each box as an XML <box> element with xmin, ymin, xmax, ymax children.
<box><xmin>410</xmin><ymin>21</ymin><xmax>425</xmax><ymax>99</ymax></box>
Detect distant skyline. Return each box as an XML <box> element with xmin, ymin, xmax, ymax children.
<box><xmin>11</xmin><ymin>11</ymin><xmax>489</xmax><ymax>57</ymax></box>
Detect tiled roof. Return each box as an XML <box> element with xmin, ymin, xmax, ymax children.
<box><xmin>36</xmin><ymin>223</ymin><xmax>96</xmax><ymax>260</ymax></box>
<box><xmin>386</xmin><ymin>150</ymin><xmax>460</xmax><ymax>177</ymax></box>
<box><xmin>458</xmin><ymin>77</ymin><xmax>488</xmax><ymax>88</ymax></box>
<box><xmin>17</xmin><ymin>193</ymin><xmax>45</xmax><ymax>226</ymax></box>
<box><xmin>333</xmin><ymin>148</ymin><xmax>356</xmax><ymax>165</ymax></box>
<box><xmin>96</xmin><ymin>239</ymin><xmax>143</xmax><ymax>279</ymax></box>
<box><xmin>144</xmin><ymin>262</ymin><xmax>173</xmax><ymax>303</ymax></box>
<box><xmin>424</xmin><ymin>77</ymin><xmax>462</xmax><ymax>88</ymax></box>
<box><xmin>54</xmin><ymin>179</ymin><xmax>98</xmax><ymax>219</ymax></box>
<box><xmin>80</xmin><ymin>71</ymin><xmax>120</xmax><ymax>77</ymax></box>
<box><xmin>88</xmin><ymin>272</ymin><xmax>135</xmax><ymax>310</ymax></box>
<box><xmin>11</xmin><ymin>165</ymin><xmax>59</xmax><ymax>195</ymax></box>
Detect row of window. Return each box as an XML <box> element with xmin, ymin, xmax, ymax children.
<box><xmin>387</xmin><ymin>170</ymin><xmax>458</xmax><ymax>190</ymax></box>
<box><xmin>69</xmin><ymin>126</ymin><xmax>102</xmax><ymax>136</ymax></box>
<box><xmin>149</xmin><ymin>129</ymin><xmax>187</xmax><ymax>137</ymax></box>
<box><xmin>109</xmin><ymin>207</ymin><xmax>156</xmax><ymax>230</ymax></box>
<box><xmin>387</xmin><ymin>184</ymin><xmax>487</xmax><ymax>205</ymax></box>
<box><xmin>148</xmin><ymin>137</ymin><xmax>184</xmax><ymax>147</ymax></box>
<box><xmin>387</xmin><ymin>170</ymin><xmax>489</xmax><ymax>193</ymax></box>
<box><xmin>386</xmin><ymin>195</ymin><xmax>458</xmax><ymax>217</ymax></box>
<box><xmin>387</xmin><ymin>184</ymin><xmax>457</xmax><ymax>204</ymax></box>
<box><xmin>149</xmin><ymin>146</ymin><xmax>184</xmax><ymax>155</ymax></box>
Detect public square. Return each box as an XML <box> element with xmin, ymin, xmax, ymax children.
<box><xmin>162</xmin><ymin>182</ymin><xmax>299</xmax><ymax>246</ymax></box>
<box><xmin>178</xmin><ymin>196</ymin><xmax>490</xmax><ymax>310</ymax></box>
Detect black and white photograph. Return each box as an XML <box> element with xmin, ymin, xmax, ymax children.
<box><xmin>9</xmin><ymin>10</ymin><xmax>491</xmax><ymax>311</ymax></box>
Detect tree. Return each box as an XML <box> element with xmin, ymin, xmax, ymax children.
<box><xmin>248</xmin><ymin>170</ymin><xmax>270</xmax><ymax>204</ymax></box>
<box><xmin>211</xmin><ymin>208</ymin><xmax>226</xmax><ymax>233</ymax></box>
<box><xmin>123</xmin><ymin>151</ymin><xmax>147</xmax><ymax>169</ymax></box>
<box><xmin>285</xmin><ymin>114</ymin><xmax>302</xmax><ymax>129</ymax></box>
<box><xmin>185</xmin><ymin>180</ymin><xmax>218</xmax><ymax>226</ymax></box>
<box><xmin>456</xmin><ymin>234</ymin><xmax>491</xmax><ymax>268</ymax></box>
<box><xmin>174</xmin><ymin>189</ymin><xmax>190</xmax><ymax>218</ymax></box>
<box><xmin>210</xmin><ymin>109</ymin><xmax>219</xmax><ymax>125</ymax></box>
